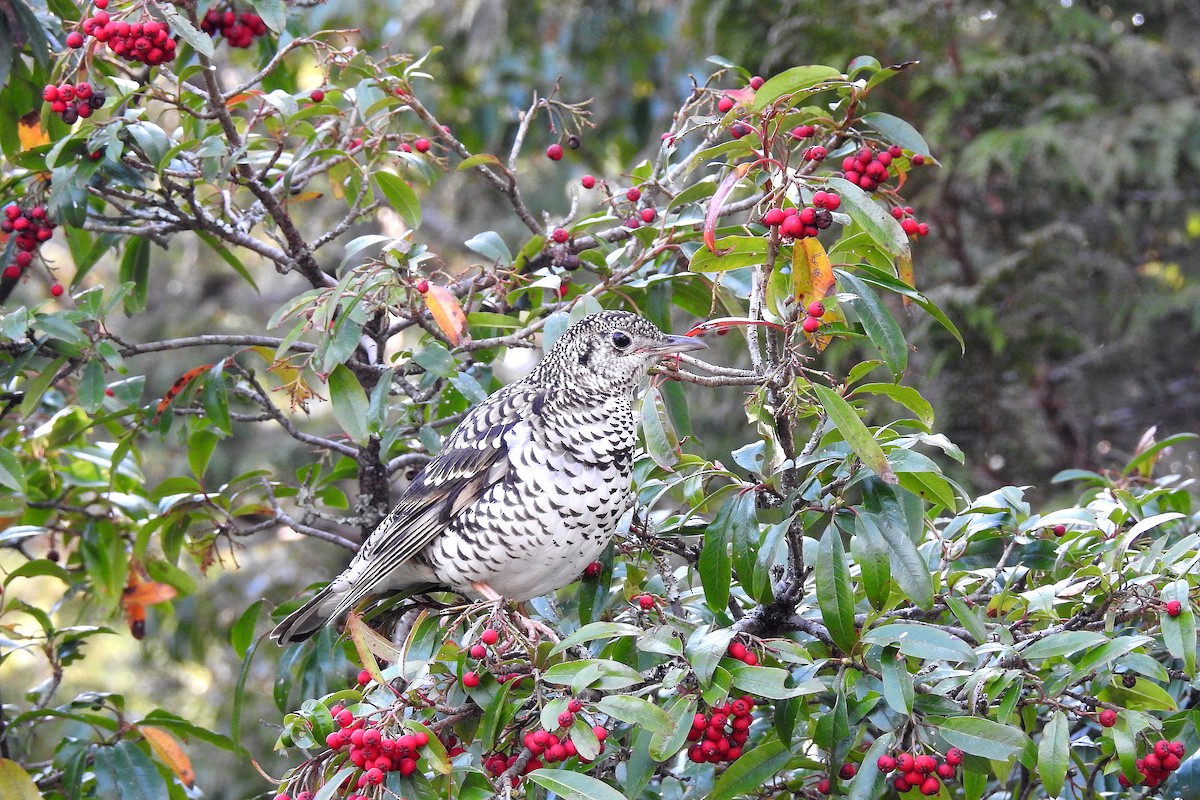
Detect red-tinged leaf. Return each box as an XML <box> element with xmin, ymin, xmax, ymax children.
<box><xmin>684</xmin><ymin>316</ymin><xmax>785</xmax><ymax>337</ymax></box>
<box><xmin>704</xmin><ymin>161</ymin><xmax>753</xmax><ymax>254</ymax></box>
<box><xmin>153</xmin><ymin>364</ymin><xmax>212</xmax><ymax>423</ymax></box>
<box><xmin>139</xmin><ymin>725</ymin><xmax>196</xmax><ymax>788</ymax></box>
<box><xmin>422</xmin><ymin>284</ymin><xmax>467</xmax><ymax>345</ymax></box>
<box><xmin>123</xmin><ymin>581</ymin><xmax>178</xmax><ymax>606</ymax></box>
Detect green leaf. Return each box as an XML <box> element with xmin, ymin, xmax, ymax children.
<box><xmin>750</xmin><ymin>64</ymin><xmax>842</xmax><ymax>110</ymax></box>
<box><xmin>826</xmin><ymin>180</ymin><xmax>910</xmax><ymax>261</ymax></box>
<box><xmin>837</xmin><ymin>271</ymin><xmax>907</xmax><ymax>378</ymax></box>
<box><xmin>849</xmin><ymin>382</ymin><xmax>934</xmax><ymax>428</ymax></box>
<box><xmin>0</xmin><ymin>759</ymin><xmax>41</xmax><ymax>800</ymax></box>
<box><xmin>860</xmin><ymin>112</ymin><xmax>932</xmax><ymax>156</ymax></box>
<box><xmin>936</xmin><ymin>716</ymin><xmax>1032</xmax><ymax>761</ymax></box>
<box><xmin>722</xmin><ymin>490</ymin><xmax>761</xmax><ymax>602</ymax></box>
<box><xmin>648</xmin><ymin>694</ymin><xmax>697</xmax><ymax>761</ymax></box>
<box><xmin>595</xmin><ymin>695</ymin><xmax>674</xmax><ymax>736</ymax></box>
<box><xmin>159</xmin><ymin>3</ymin><xmax>214</xmax><ymax>57</ymax></box>
<box><xmin>850</xmin><ymin>516</ymin><xmax>891</xmax><ymax>610</ymax></box>
<box><xmin>249</xmin><ymin>0</ymin><xmax>286</xmax><ymax>32</ymax></box>
<box><xmin>549</xmin><ymin>622</ymin><xmax>645</xmax><ymax>656</ymax></box>
<box><xmin>688</xmin><ymin>236</ymin><xmax>768</xmax><ymax>272</ymax></box>
<box><xmin>1161</xmin><ymin>579</ymin><xmax>1196</xmax><ymax>676</ymax></box>
<box><xmin>374</xmin><ymin>171</ymin><xmax>422</xmax><ymax>230</ymax></box>
<box><xmin>119</xmin><ymin>238</ymin><xmax>151</xmax><ymax>314</ymax></box>
<box><xmin>328</xmin><ymin>364</ymin><xmax>370</xmax><ymax>445</ymax></box>
<box><xmin>1038</xmin><ymin>710</ymin><xmax>1069</xmax><ymax>797</ymax></box>
<box><xmin>847</xmin><ymin>733</ymin><xmax>896</xmax><ymax>800</ymax></box>
<box><xmin>862</xmin><ymin>623</ymin><xmax>976</xmax><ymax>663</ymax></box>
<box><xmin>92</xmin><ymin>740</ymin><xmax>169</xmax><ymax>800</ymax></box>
<box><xmin>541</xmin><ymin>659</ymin><xmax>642</xmax><ymax>691</ymax></box>
<box><xmin>708</xmin><ymin>737</ymin><xmax>792</xmax><ymax>800</ymax></box>
<box><xmin>641</xmin><ymin>386</ymin><xmax>680</xmax><ymax>469</ymax></box>
<box><xmin>685</xmin><ymin>625</ymin><xmax>736</xmax><ymax>686</ymax></box>
<box><xmin>1020</xmin><ymin>631</ymin><xmax>1109</xmax><ymax>661</ymax></box>
<box><xmin>700</xmin><ymin>502</ymin><xmax>734</xmax><ymax>613</ymax></box>
<box><xmin>815</xmin><ymin>523</ymin><xmax>857</xmax><ymax>653</ymax></box>
<box><xmin>464</xmin><ymin>231</ymin><xmax>512</xmax><ymax>266</ymax></box>
<box><xmin>187</xmin><ymin>428</ymin><xmax>219</xmax><ymax>479</ymax></box>
<box><xmin>864</xmin><ymin>510</ymin><xmax>933</xmax><ymax>609</ymax></box>
<box><xmin>880</xmin><ymin>646</ymin><xmax>913</xmax><ymax>714</ymax></box>
<box><xmin>728</xmin><ymin>664</ymin><xmax>821</xmax><ymax>700</ymax></box>
<box><xmin>812</xmin><ymin>384</ymin><xmax>898</xmax><ymax>484</ymax></box>
<box><xmin>196</xmin><ymin>231</ymin><xmax>259</xmax><ymax>289</ymax></box>
<box><xmin>0</xmin><ymin>449</ymin><xmax>26</xmax><ymax>492</ymax></box>
<box><xmin>229</xmin><ymin>600</ymin><xmax>262</xmax><ymax>660</ymax></box>
<box><xmin>526</xmin><ymin>769</ymin><xmax>627</xmax><ymax>800</ymax></box>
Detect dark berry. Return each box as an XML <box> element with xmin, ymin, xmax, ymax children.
<box><xmin>730</xmin><ymin>122</ymin><xmax>752</xmax><ymax>139</ymax></box>
<box><xmin>566</xmin><ymin>134</ymin><xmax>581</xmax><ymax>149</ymax></box>
<box><xmin>839</xmin><ymin>763</ymin><xmax>857</xmax><ymax>779</ymax></box>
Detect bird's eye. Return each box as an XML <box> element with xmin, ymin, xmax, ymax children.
<box><xmin>610</xmin><ymin>330</ymin><xmax>632</xmax><ymax>350</ymax></box>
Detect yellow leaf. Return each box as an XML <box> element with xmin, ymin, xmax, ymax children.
<box><xmin>284</xmin><ymin>190</ymin><xmax>324</xmax><ymax>205</ymax></box>
<box><xmin>346</xmin><ymin>612</ymin><xmax>402</xmax><ymax>683</ymax></box>
<box><xmin>18</xmin><ymin>113</ymin><xmax>48</xmax><ymax>150</ymax></box>
<box><xmin>0</xmin><ymin>759</ymin><xmax>42</xmax><ymax>800</ymax></box>
<box><xmin>140</xmin><ymin>726</ymin><xmax>196</xmax><ymax>788</ymax></box>
<box><xmin>792</xmin><ymin>236</ymin><xmax>834</xmax><ymax>306</ymax></box>
<box><xmin>422</xmin><ymin>284</ymin><xmax>467</xmax><ymax>345</ymax></box>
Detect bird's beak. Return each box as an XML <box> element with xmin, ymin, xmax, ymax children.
<box><xmin>641</xmin><ymin>334</ymin><xmax>709</xmax><ymax>355</ymax></box>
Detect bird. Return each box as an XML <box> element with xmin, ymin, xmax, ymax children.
<box><xmin>270</xmin><ymin>310</ymin><xmax>707</xmax><ymax>644</ymax></box>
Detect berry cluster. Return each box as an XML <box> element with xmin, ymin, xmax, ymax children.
<box><xmin>76</xmin><ymin>2</ymin><xmax>179</xmax><ymax>67</ymax></box>
<box><xmin>877</xmin><ymin>748</ymin><xmax>962</xmax><ymax>795</ymax></box>
<box><xmin>2</xmin><ymin>205</ymin><xmax>56</xmax><ymax>287</ymax></box>
<box><xmin>685</xmin><ymin>696</ymin><xmax>755</xmax><ymax>763</ymax></box>
<box><xmin>890</xmin><ymin>205</ymin><xmax>931</xmax><ymax>238</ymax></box>
<box><xmin>462</xmin><ymin>627</ymin><xmax>529</xmax><ymax>687</ymax></box>
<box><xmin>815</xmin><ymin>762</ymin><xmax>858</xmax><ymax>794</ymax></box>
<box><xmin>620</xmin><ymin>187</ymin><xmax>657</xmax><ymax>229</ymax></box>
<box><xmin>200</xmin><ymin>8</ymin><xmax>269</xmax><ymax>48</ymax></box>
<box><xmin>1125</xmin><ymin>739</ymin><xmax>1187</xmax><ymax>788</ymax></box>
<box><xmin>480</xmin><ymin>701</ymin><xmax>607</xmax><ymax>786</ymax></box>
<box><xmin>42</xmin><ymin>82</ymin><xmax>107</xmax><ymax>124</ymax></box>
<box><xmin>840</xmin><ymin>145</ymin><xmax>902</xmax><ymax>193</ymax></box>
<box><xmin>802</xmin><ymin>300</ymin><xmax>826</xmax><ymax>334</ymax></box>
<box><xmin>761</xmin><ymin>190</ymin><xmax>840</xmax><ymax>242</ymax></box>
<box><xmin>726</xmin><ymin>638</ymin><xmax>759</xmax><ymax>666</ymax></box>
<box><xmin>322</xmin><ymin>704</ymin><xmax>430</xmax><ymax>795</ymax></box>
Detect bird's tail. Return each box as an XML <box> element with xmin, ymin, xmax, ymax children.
<box><xmin>270</xmin><ymin>584</ymin><xmax>341</xmax><ymax>644</ymax></box>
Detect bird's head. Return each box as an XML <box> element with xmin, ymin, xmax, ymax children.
<box><xmin>536</xmin><ymin>310</ymin><xmax>708</xmax><ymax>393</ymax></box>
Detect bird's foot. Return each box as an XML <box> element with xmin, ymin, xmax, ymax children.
<box><xmin>470</xmin><ymin>582</ymin><xmax>560</xmax><ymax>645</ymax></box>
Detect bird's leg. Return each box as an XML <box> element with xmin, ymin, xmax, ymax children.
<box><xmin>470</xmin><ymin>582</ymin><xmax>560</xmax><ymax>644</ymax></box>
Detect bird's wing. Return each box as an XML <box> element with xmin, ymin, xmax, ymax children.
<box><xmin>334</xmin><ymin>384</ymin><xmax>540</xmax><ymax>607</ymax></box>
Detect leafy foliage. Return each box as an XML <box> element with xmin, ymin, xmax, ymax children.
<box><xmin>1</xmin><ymin>2</ymin><xmax>1199</xmax><ymax>800</ymax></box>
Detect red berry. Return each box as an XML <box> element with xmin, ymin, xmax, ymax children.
<box><xmin>945</xmin><ymin>747</ymin><xmax>964</xmax><ymax>766</ymax></box>
<box><xmin>805</xmin><ymin>146</ymin><xmax>827</xmax><ymax>161</ymax></box>
<box><xmin>716</xmin><ymin>96</ymin><xmax>734</xmax><ymax>113</ymax></box>
<box><xmin>839</xmin><ymin>763</ymin><xmax>857</xmax><ymax>779</ymax></box>
<box><xmin>638</xmin><ymin>594</ymin><xmax>655</xmax><ymax>610</ymax></box>
<box><xmin>311</xmin><ymin>89</ymin><xmax>325</xmax><ymax>102</ymax></box>
<box><xmin>480</xmin><ymin>628</ymin><xmax>499</xmax><ymax>645</ymax></box>
<box><xmin>727</xmin><ymin>641</ymin><xmax>747</xmax><ymax>659</ymax></box>
<box><xmin>780</xmin><ymin>214</ymin><xmax>805</xmax><ymax>238</ymax></box>
<box><xmin>1099</xmin><ymin>708</ymin><xmax>1118</xmax><ymax>727</ymax></box>
<box><xmin>915</xmin><ymin>754</ymin><xmax>938</xmax><ymax>774</ymax></box>
<box><xmin>741</xmin><ymin>651</ymin><xmax>758</xmax><ymax>666</ymax></box>
<box><xmin>912</xmin><ymin>153</ymin><xmax>926</xmax><ymax>165</ymax></box>
<box><xmin>807</xmin><ymin>301</ymin><xmax>825</xmax><ymax>318</ymax></box>
<box><xmin>936</xmin><ymin>762</ymin><xmax>956</xmax><ymax>779</ymax></box>
<box><xmin>877</xmin><ymin>755</ymin><xmax>897</xmax><ymax>773</ymax></box>
<box><xmin>414</xmin><ymin>138</ymin><xmax>431</xmax><ymax>153</ymax></box>
<box><xmin>469</xmin><ymin>644</ymin><xmax>486</xmax><ymax>658</ymax></box>
<box><xmin>462</xmin><ymin>671</ymin><xmax>480</xmax><ymax>688</ymax></box>
<box><xmin>558</xmin><ymin>711</ymin><xmax>574</xmax><ymax>728</ymax></box>
<box><xmin>894</xmin><ymin>778</ymin><xmax>911</xmax><ymax>792</ymax></box>
<box><xmin>580</xmin><ymin>174</ymin><xmax>596</xmax><ymax>189</ymax></box>
<box><xmin>816</xmin><ymin>778</ymin><xmax>832</xmax><ymax>795</ymax></box>
<box><xmin>916</xmin><ymin>222</ymin><xmax>930</xmax><ymax>237</ymax></box>
<box><xmin>415</xmin><ymin>279</ymin><xmax>430</xmax><ymax>294</ymax></box>
<box><xmin>1170</xmin><ymin>741</ymin><xmax>1186</xmax><ymax>757</ymax></box>
<box><xmin>1167</xmin><ymin>600</ymin><xmax>1183</xmax><ymax>617</ymax></box>
<box><xmin>274</xmin><ymin>794</ymin><xmax>291</xmax><ymax>800</ymax></box>
<box><xmin>547</xmin><ymin>227</ymin><xmax>570</xmax><ymax>244</ymax></box>
<box><xmin>1118</xmin><ymin>774</ymin><xmax>1132</xmax><ymax>787</ymax></box>
<box><xmin>640</xmin><ymin>208</ymin><xmax>656</xmax><ymax>223</ymax></box>
<box><xmin>730</xmin><ymin>122</ymin><xmax>752</xmax><ymax>139</ymax></box>
<box><xmin>357</xmin><ymin>669</ymin><xmax>372</xmax><ymax>684</ymax></box>
<box><xmin>802</xmin><ymin>316</ymin><xmax>821</xmax><ymax>334</ymax></box>
<box><xmin>901</xmin><ymin>218</ymin><xmax>919</xmax><ymax>236</ymax></box>
<box><xmin>66</xmin><ymin>31</ymin><xmax>85</xmax><ymax>48</ymax></box>
<box><xmin>364</xmin><ymin>767</ymin><xmax>383</xmax><ymax>785</ymax></box>
<box><xmin>1164</xmin><ymin>753</ymin><xmax>1181</xmax><ymax>771</ymax></box>
<box><xmin>896</xmin><ymin>753</ymin><xmax>914</xmax><ymax>772</ymax></box>
<box><xmin>583</xmin><ymin>561</ymin><xmax>601</xmax><ymax>577</ymax></box>
<box><xmin>762</xmin><ymin>208</ymin><xmax>786</xmax><ymax>226</ymax></box>
<box><xmin>792</xmin><ymin>125</ymin><xmax>815</xmax><ymax>139</ymax></box>
<box><xmin>567</xmin><ymin>698</ymin><xmax>583</xmax><ymax>713</ymax></box>
<box><xmin>748</xmin><ymin>75</ymin><xmax>764</xmax><ymax>89</ymax></box>
<box><xmin>888</xmin><ymin>144</ymin><xmax>902</xmax><ymax>158</ymax></box>
<box><xmin>920</xmin><ymin>776</ymin><xmax>940</xmax><ymax>796</ymax></box>
<box><xmin>626</xmin><ymin>187</ymin><xmax>642</xmax><ymax>202</ymax></box>
<box><xmin>349</xmin><ymin>137</ymin><xmax>363</xmax><ymax>149</ymax></box>
<box><xmin>1052</xmin><ymin>524</ymin><xmax>1067</xmax><ymax>537</ymax></box>
<box><xmin>546</xmin><ymin>143</ymin><xmax>564</xmax><ymax>161</ymax></box>
<box><xmin>557</xmin><ymin>283</ymin><xmax>569</xmax><ymax>298</ymax></box>
<box><xmin>50</xmin><ymin>283</ymin><xmax>64</xmax><ymax>297</ymax></box>
<box><xmin>3</xmin><ymin>265</ymin><xmax>21</xmax><ymax>279</ymax></box>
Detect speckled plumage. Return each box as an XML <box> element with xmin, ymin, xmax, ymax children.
<box><xmin>271</xmin><ymin>311</ymin><xmax>706</xmax><ymax>644</ymax></box>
